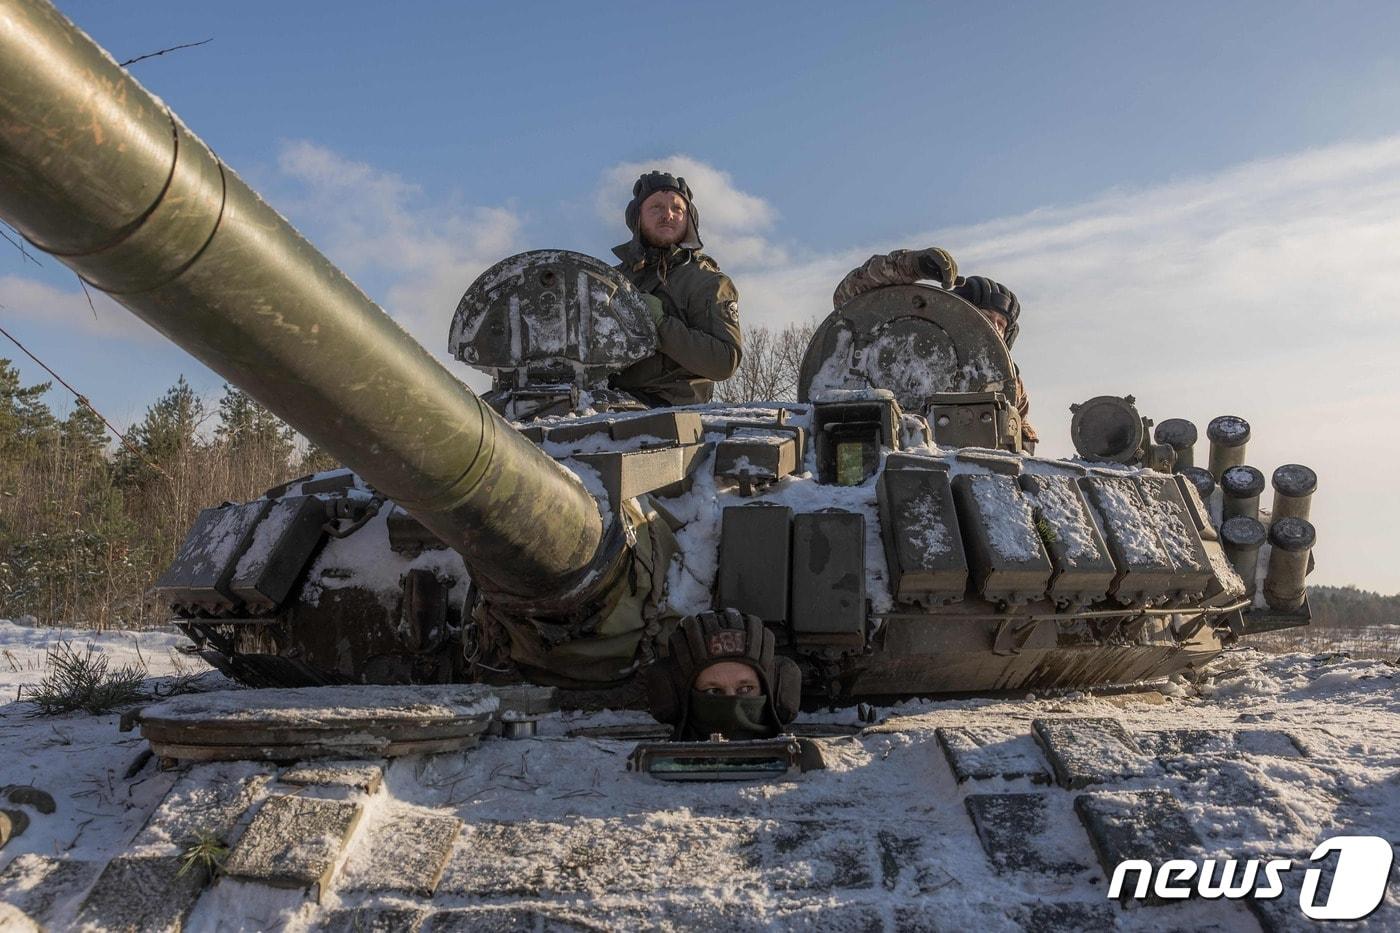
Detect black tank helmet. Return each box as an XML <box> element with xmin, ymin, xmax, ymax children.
<box><xmin>952</xmin><ymin>275</ymin><xmax>1021</xmax><ymax>348</ymax></box>
<box><xmin>624</xmin><ymin>171</ymin><xmax>702</xmax><ymax>250</ymax></box>
<box><xmin>644</xmin><ymin>609</ymin><xmax>800</xmax><ymax>741</ymax></box>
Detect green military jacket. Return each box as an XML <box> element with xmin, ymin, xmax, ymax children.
<box><xmin>610</xmin><ymin>241</ymin><xmax>742</xmax><ymax>406</ymax></box>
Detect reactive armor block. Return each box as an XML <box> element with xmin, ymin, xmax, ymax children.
<box><xmin>951</xmin><ymin>475</ymin><xmax>1054</xmax><ymax>606</ymax></box>
<box><xmin>1017</xmin><ymin>473</ymin><xmax>1116</xmax><ymax>609</ymax></box>
<box><xmin>877</xmin><ymin>460</ymin><xmax>968</xmax><ymax>607</ymax></box>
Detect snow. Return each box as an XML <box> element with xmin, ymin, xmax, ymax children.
<box><xmin>0</xmin><ymin>623</ymin><xmax>219</xmax><ymax>876</ymax></box>
<box><xmin>0</xmin><ymin>621</ymin><xmax>206</xmax><ymax>694</ymax></box>
<box><xmin>663</xmin><ymin>465</ymin><xmax>725</xmax><ymax>616</ymax></box>
<box><xmin>1025</xmin><ymin>477</ymin><xmax>1102</xmax><ymax>566</ymax></box>
<box><xmin>172</xmin><ymin>504</ymin><xmax>262</xmax><ymax>582</ymax></box>
<box><xmin>1222</xmin><ymin>464</ymin><xmax>1265</xmax><ymax>497</ymax></box>
<box><xmin>543</xmin><ymin>430</ymin><xmax>667</xmax><ymax>457</ymax></box>
<box><xmin>664</xmin><ymin>454</ymin><xmax>894</xmax><ymax>616</ymax></box>
<box><xmin>969</xmin><ymin>477</ymin><xmax>1041</xmax><ymax>562</ymax></box>
<box><xmin>1209</xmin><ymin>415</ymin><xmax>1251</xmax><ymax>444</ymax></box>
<box><xmin>1142</xmin><ymin>486</ymin><xmax>1207</xmax><ymax>572</ymax></box>
<box><xmin>302</xmin><ymin>506</ymin><xmax>470</xmax><ymax>610</ymax></box>
<box><xmin>726</xmin><ymin>431</ymin><xmax>791</xmax><ymax>445</ymax></box>
<box><xmin>1</xmin><ymin>621</ymin><xmax>1398</xmax><ymax>929</ymax></box>
<box><xmin>1206</xmin><ymin>541</ymin><xmax>1248</xmax><ymax>598</ymax></box>
<box><xmin>560</xmin><ymin>458</ymin><xmax>612</xmax><ymax>529</ymax></box>
<box><xmin>902</xmin><ymin>491</ymin><xmax>952</xmax><ymax>557</ymax></box>
<box><xmin>230</xmin><ymin>496</ymin><xmax>299</xmax><ymax>581</ymax></box>
<box><xmin>805</xmin><ymin>327</ymin><xmax>1005</xmax><ymax>408</ymax></box>
<box><xmin>806</xmin><ymin>327</ymin><xmax>857</xmax><ymax>396</ymax></box>
<box><xmin>811</xmin><ymin>388</ymin><xmax>895</xmax><ymax>403</ymax></box>
<box><xmin>1089</xmin><ymin>477</ymin><xmax>1172</xmax><ymax>568</ymax></box>
<box><xmin>138</xmin><ymin>685</ymin><xmax>498</xmax><ymax>725</ymax></box>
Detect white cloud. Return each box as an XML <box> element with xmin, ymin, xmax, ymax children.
<box><xmin>595</xmin><ymin>155</ymin><xmax>788</xmax><ymax>268</ymax></box>
<box><xmin>275</xmin><ymin>140</ymin><xmax>523</xmax><ymax>387</ymax></box>
<box><xmin>0</xmin><ymin>273</ymin><xmax>161</xmax><ymax>342</ymax></box>
<box><xmin>733</xmin><ymin>135</ymin><xmax>1400</xmax><ymax>591</ymax></box>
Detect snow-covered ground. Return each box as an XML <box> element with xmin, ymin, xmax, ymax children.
<box><xmin>0</xmin><ymin>621</ymin><xmax>1396</xmax><ymax>931</ymax></box>
<box><xmin>0</xmin><ymin>622</ymin><xmax>227</xmax><ymax>868</ymax></box>
<box><xmin>1248</xmin><ymin>625</ymin><xmax>1400</xmax><ymax>661</ymax></box>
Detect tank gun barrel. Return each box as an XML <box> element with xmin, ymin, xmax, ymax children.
<box><xmin>0</xmin><ymin>0</ymin><xmax>604</xmax><ymax>601</ymax></box>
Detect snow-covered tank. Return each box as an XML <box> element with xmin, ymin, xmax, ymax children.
<box><xmin>151</xmin><ymin>248</ymin><xmax>1317</xmax><ymax>708</ymax></box>
<box><xmin>0</xmin><ymin>0</ymin><xmax>1316</xmax><ymax>711</ymax></box>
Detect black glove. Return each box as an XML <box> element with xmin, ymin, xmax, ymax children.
<box><xmin>914</xmin><ymin>247</ymin><xmax>958</xmax><ymax>289</ymax></box>
<box><xmin>643</xmin><ymin>609</ymin><xmax>800</xmax><ymax>739</ymax></box>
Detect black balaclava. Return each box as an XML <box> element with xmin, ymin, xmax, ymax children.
<box><xmin>642</xmin><ymin>609</ymin><xmax>801</xmax><ymax>741</ymax></box>
<box><xmin>686</xmin><ymin>689</ymin><xmax>772</xmax><ymax>741</ymax></box>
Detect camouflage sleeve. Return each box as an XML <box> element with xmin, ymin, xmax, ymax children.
<box><xmin>655</xmin><ymin>272</ymin><xmax>743</xmax><ymax>381</ymax></box>
<box><xmin>832</xmin><ymin>250</ymin><xmax>926</xmax><ymax>309</ymax></box>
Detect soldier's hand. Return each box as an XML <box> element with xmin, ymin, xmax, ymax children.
<box><xmin>641</xmin><ymin>293</ymin><xmax>666</xmax><ymax>326</ymax></box>
<box><xmin>915</xmin><ymin>247</ymin><xmax>958</xmax><ymax>289</ymax></box>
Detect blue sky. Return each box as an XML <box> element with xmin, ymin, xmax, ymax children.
<box><xmin>4</xmin><ymin>1</ymin><xmax>1400</xmax><ymax>591</ymax></box>
<box><xmin>35</xmin><ymin>1</ymin><xmax>1400</xmax><ymax>249</ymax></box>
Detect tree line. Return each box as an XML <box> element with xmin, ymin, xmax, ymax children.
<box><xmin>22</xmin><ymin>323</ymin><xmax>1383</xmax><ymax>635</ymax></box>
<box><xmin>0</xmin><ymin>359</ymin><xmax>335</xmax><ymax>629</ymax></box>
<box><xmin>1305</xmin><ymin>585</ymin><xmax>1400</xmax><ymax>629</ymax></box>
<box><xmin>0</xmin><ymin>321</ymin><xmax>809</xmax><ymax>631</ymax></box>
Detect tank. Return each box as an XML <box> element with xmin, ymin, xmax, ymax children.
<box><xmin>0</xmin><ymin>0</ymin><xmax>1315</xmax><ymax>711</ymax></box>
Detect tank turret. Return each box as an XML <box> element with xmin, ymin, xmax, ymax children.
<box><xmin>448</xmin><ymin>250</ymin><xmax>660</xmax><ymax>421</ymax></box>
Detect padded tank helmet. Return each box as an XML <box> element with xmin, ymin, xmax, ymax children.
<box><xmin>644</xmin><ymin>609</ymin><xmax>800</xmax><ymax>740</ymax></box>
<box><xmin>952</xmin><ymin>275</ymin><xmax>1021</xmax><ymax>348</ymax></box>
<box><xmin>624</xmin><ymin>170</ymin><xmax>702</xmax><ymax>250</ymax></box>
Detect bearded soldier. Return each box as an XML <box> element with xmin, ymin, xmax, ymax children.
<box><xmin>832</xmin><ymin>248</ymin><xmax>1039</xmax><ymax>451</ymax></box>
<box><xmin>610</xmin><ymin>172</ymin><xmax>742</xmax><ymax>407</ymax></box>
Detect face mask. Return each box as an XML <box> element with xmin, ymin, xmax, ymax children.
<box><xmin>685</xmin><ymin>690</ymin><xmax>774</xmax><ymax>741</ymax></box>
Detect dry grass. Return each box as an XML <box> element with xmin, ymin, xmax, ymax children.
<box><xmin>1</xmin><ymin>395</ymin><xmax>327</xmax><ymax>630</ymax></box>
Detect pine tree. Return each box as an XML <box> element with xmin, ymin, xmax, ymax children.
<box><xmin>216</xmin><ymin>385</ymin><xmax>294</xmax><ymax>464</ymax></box>
<box><xmin>298</xmin><ymin>438</ymin><xmax>341</xmax><ymax>475</ymax></box>
<box><xmin>60</xmin><ymin>403</ymin><xmax>109</xmax><ymax>465</ymax></box>
<box><xmin>213</xmin><ymin>385</ymin><xmax>295</xmax><ymax>499</ymax></box>
<box><xmin>0</xmin><ymin>358</ymin><xmax>57</xmax><ymax>463</ymax></box>
<box><xmin>0</xmin><ymin>359</ymin><xmax>59</xmax><ymax>606</ymax></box>
<box><xmin>116</xmin><ymin>376</ymin><xmax>204</xmax><ymax>485</ymax></box>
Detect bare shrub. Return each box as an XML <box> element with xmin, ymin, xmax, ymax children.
<box><xmin>715</xmin><ymin>320</ymin><xmax>817</xmax><ymax>404</ymax></box>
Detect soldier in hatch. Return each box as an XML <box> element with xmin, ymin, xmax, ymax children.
<box><xmin>610</xmin><ymin>172</ymin><xmax>742</xmax><ymax>407</ymax></box>
<box><xmin>832</xmin><ymin>248</ymin><xmax>1039</xmax><ymax>452</ymax></box>
<box><xmin>644</xmin><ymin>610</ymin><xmax>800</xmax><ymax>741</ymax></box>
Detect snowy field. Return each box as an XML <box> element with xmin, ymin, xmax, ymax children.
<box><xmin>1247</xmin><ymin>625</ymin><xmax>1400</xmax><ymax>662</ymax></box>
<box><xmin>0</xmin><ymin>620</ymin><xmax>1396</xmax><ymax>931</ymax></box>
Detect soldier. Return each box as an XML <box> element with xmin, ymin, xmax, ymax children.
<box><xmin>610</xmin><ymin>171</ymin><xmax>742</xmax><ymax>407</ymax></box>
<box><xmin>832</xmin><ymin>248</ymin><xmax>1039</xmax><ymax>451</ymax></box>
<box><xmin>644</xmin><ymin>610</ymin><xmax>800</xmax><ymax>741</ymax></box>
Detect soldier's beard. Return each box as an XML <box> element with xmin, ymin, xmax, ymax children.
<box><xmin>641</xmin><ymin>222</ymin><xmax>685</xmax><ymax>248</ymax></box>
